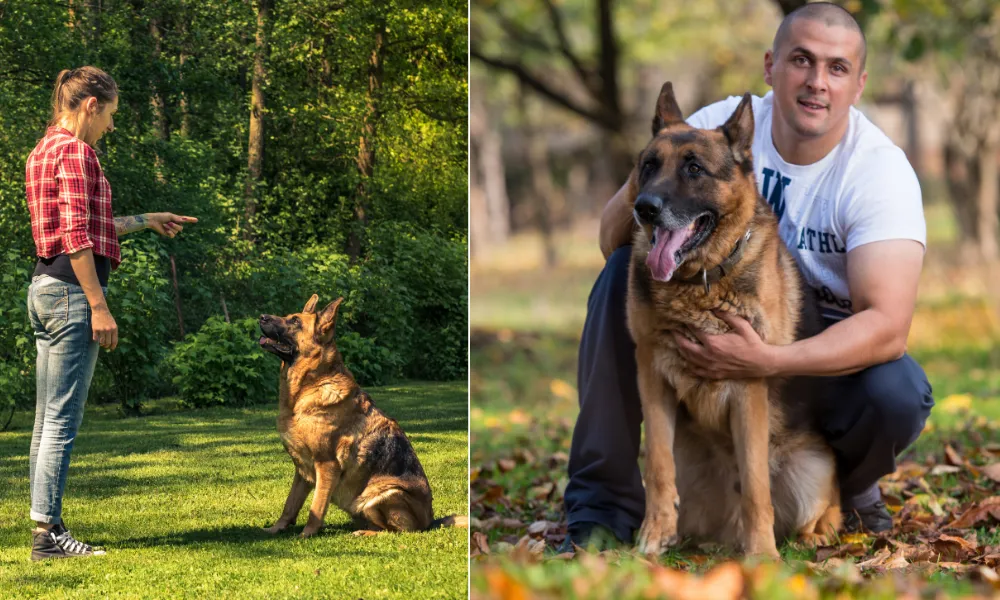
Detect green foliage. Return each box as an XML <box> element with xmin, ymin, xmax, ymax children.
<box><xmin>164</xmin><ymin>316</ymin><xmax>274</xmax><ymax>408</ymax></box>
<box><xmin>367</xmin><ymin>224</ymin><xmax>469</xmax><ymax>381</ymax></box>
<box><xmin>336</xmin><ymin>331</ymin><xmax>394</xmax><ymax>387</ymax></box>
<box><xmin>0</xmin><ymin>250</ymin><xmax>35</xmax><ymax>413</ymax></box>
<box><xmin>95</xmin><ymin>238</ymin><xmax>174</xmax><ymax>413</ymax></box>
<box><xmin>0</xmin><ymin>0</ymin><xmax>467</xmax><ymax>411</ymax></box>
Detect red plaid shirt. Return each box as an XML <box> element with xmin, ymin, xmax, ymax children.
<box><xmin>25</xmin><ymin>126</ymin><xmax>120</xmax><ymax>268</ymax></box>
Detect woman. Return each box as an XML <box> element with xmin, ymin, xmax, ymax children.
<box><xmin>25</xmin><ymin>66</ymin><xmax>197</xmax><ymax>560</ymax></box>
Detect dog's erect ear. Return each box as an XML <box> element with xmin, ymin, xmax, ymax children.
<box><xmin>721</xmin><ymin>92</ymin><xmax>755</xmax><ymax>163</ymax></box>
<box><xmin>652</xmin><ymin>82</ymin><xmax>685</xmax><ymax>136</ymax></box>
<box><xmin>302</xmin><ymin>294</ymin><xmax>319</xmax><ymax>314</ymax></box>
<box><xmin>316</xmin><ymin>297</ymin><xmax>344</xmax><ymax>342</ymax></box>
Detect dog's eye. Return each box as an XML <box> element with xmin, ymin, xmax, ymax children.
<box><xmin>290</xmin><ymin>317</ymin><xmax>300</xmax><ymax>327</ymax></box>
<box><xmin>686</xmin><ymin>163</ymin><xmax>703</xmax><ymax>176</ymax></box>
<box><xmin>640</xmin><ymin>157</ymin><xmax>658</xmax><ymax>180</ymax></box>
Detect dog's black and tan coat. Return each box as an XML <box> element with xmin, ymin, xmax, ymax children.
<box><xmin>626</xmin><ymin>82</ymin><xmax>841</xmax><ymax>558</ymax></box>
<box><xmin>258</xmin><ymin>295</ymin><xmax>435</xmax><ymax>538</ymax></box>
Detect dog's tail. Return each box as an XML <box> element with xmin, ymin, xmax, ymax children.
<box><xmin>428</xmin><ymin>514</ymin><xmax>469</xmax><ymax>530</ymax></box>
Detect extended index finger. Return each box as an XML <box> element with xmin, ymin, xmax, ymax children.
<box><xmin>169</xmin><ymin>214</ymin><xmax>198</xmax><ymax>223</ymax></box>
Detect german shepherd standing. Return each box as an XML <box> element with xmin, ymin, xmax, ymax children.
<box><xmin>626</xmin><ymin>82</ymin><xmax>841</xmax><ymax>558</ymax></box>
<box><xmin>258</xmin><ymin>295</ymin><xmax>436</xmax><ymax>538</ymax></box>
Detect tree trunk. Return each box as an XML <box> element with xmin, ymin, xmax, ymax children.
<box><xmin>150</xmin><ymin>17</ymin><xmax>169</xmax><ymax>142</ymax></box>
<box><xmin>941</xmin><ymin>49</ymin><xmax>1000</xmax><ymax>265</ymax></box>
<box><xmin>596</xmin><ymin>0</ymin><xmax>631</xmax><ymax>183</ymax></box>
<box><xmin>469</xmin><ymin>76</ymin><xmax>510</xmax><ymax>254</ymax></box>
<box><xmin>346</xmin><ymin>17</ymin><xmax>386</xmax><ymax>262</ymax></box>
<box><xmin>244</xmin><ymin>0</ymin><xmax>271</xmax><ymax>239</ymax></box>
<box><xmin>520</xmin><ymin>86</ymin><xmax>559</xmax><ymax>269</ymax></box>
<box><xmin>978</xmin><ymin>144</ymin><xmax>999</xmax><ymax>261</ymax></box>
<box><xmin>179</xmin><ymin>18</ymin><xmax>191</xmax><ymax>137</ymax></box>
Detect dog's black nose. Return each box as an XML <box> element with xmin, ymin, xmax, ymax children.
<box><xmin>260</xmin><ymin>314</ymin><xmax>271</xmax><ymax>323</ymax></box>
<box><xmin>634</xmin><ymin>194</ymin><xmax>663</xmax><ymax>224</ymax></box>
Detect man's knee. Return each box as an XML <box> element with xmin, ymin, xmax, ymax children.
<box><xmin>604</xmin><ymin>245</ymin><xmax>632</xmax><ymax>302</ymax></box>
<box><xmin>859</xmin><ymin>355</ymin><xmax>934</xmax><ymax>450</ymax></box>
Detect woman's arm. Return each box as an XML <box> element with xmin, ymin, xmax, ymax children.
<box><xmin>68</xmin><ymin>248</ymin><xmax>118</xmax><ymax>350</ymax></box>
<box><xmin>114</xmin><ymin>213</ymin><xmax>148</xmax><ymax>236</ymax></box>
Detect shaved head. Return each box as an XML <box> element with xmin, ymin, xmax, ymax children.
<box><xmin>773</xmin><ymin>2</ymin><xmax>866</xmax><ymax>70</ymax></box>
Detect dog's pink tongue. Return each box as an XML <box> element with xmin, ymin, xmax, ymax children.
<box><xmin>646</xmin><ymin>226</ymin><xmax>693</xmax><ymax>282</ymax></box>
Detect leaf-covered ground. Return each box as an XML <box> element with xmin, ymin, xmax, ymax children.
<box><xmin>0</xmin><ymin>382</ymin><xmax>468</xmax><ymax>599</ymax></box>
<box><xmin>470</xmin><ymin>215</ymin><xmax>1000</xmax><ymax>599</ymax></box>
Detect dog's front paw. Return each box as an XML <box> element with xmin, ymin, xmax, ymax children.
<box><xmin>300</xmin><ymin>525</ymin><xmax>322</xmax><ymax>539</ymax></box>
<box><xmin>636</xmin><ymin>510</ymin><xmax>678</xmax><ymax>556</ymax></box>
<box><xmin>744</xmin><ymin>530</ymin><xmax>780</xmax><ymax>560</ymax></box>
<box><xmin>264</xmin><ymin>522</ymin><xmax>291</xmax><ymax>535</ymax></box>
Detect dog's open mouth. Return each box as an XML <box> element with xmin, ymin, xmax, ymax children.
<box><xmin>259</xmin><ymin>335</ymin><xmax>296</xmax><ymax>361</ymax></box>
<box><xmin>647</xmin><ymin>213</ymin><xmax>715</xmax><ymax>282</ymax></box>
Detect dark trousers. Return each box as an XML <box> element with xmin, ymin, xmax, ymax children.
<box><xmin>564</xmin><ymin>246</ymin><xmax>935</xmax><ymax>543</ymax></box>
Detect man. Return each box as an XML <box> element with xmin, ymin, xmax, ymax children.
<box><xmin>561</xmin><ymin>2</ymin><xmax>933</xmax><ymax>551</ymax></box>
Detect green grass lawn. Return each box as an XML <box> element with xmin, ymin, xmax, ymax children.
<box><xmin>0</xmin><ymin>381</ymin><xmax>468</xmax><ymax>599</ymax></box>
<box><xmin>470</xmin><ymin>220</ymin><xmax>1000</xmax><ymax>599</ymax></box>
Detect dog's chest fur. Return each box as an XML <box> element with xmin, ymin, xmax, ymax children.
<box><xmin>277</xmin><ymin>380</ymin><xmax>367</xmax><ymax>485</ymax></box>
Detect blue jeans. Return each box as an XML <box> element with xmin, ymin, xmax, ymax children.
<box><xmin>27</xmin><ymin>275</ymin><xmax>102</xmax><ymax>524</ymax></box>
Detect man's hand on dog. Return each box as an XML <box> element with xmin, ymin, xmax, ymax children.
<box><xmin>674</xmin><ymin>311</ymin><xmax>777</xmax><ymax>380</ymax></box>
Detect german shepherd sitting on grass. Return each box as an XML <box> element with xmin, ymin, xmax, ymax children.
<box><xmin>258</xmin><ymin>295</ymin><xmax>450</xmax><ymax>538</ymax></box>
<box><xmin>626</xmin><ymin>82</ymin><xmax>841</xmax><ymax>558</ymax></box>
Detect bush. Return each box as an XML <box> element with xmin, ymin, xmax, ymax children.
<box><xmin>0</xmin><ymin>249</ymin><xmax>35</xmax><ymax>414</ymax></box>
<box><xmin>164</xmin><ymin>316</ymin><xmax>275</xmax><ymax>408</ymax></box>
<box><xmin>336</xmin><ymin>330</ymin><xmax>395</xmax><ymax>387</ymax></box>
<box><xmin>366</xmin><ymin>224</ymin><xmax>468</xmax><ymax>380</ymax></box>
<box><xmin>94</xmin><ymin>238</ymin><xmax>174</xmax><ymax>413</ymax></box>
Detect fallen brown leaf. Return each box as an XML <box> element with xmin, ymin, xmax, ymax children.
<box><xmin>648</xmin><ymin>561</ymin><xmax>744</xmax><ymax>600</ymax></box>
<box><xmin>945</xmin><ymin>444</ymin><xmax>965</xmax><ymax>467</ymax></box>
<box><xmin>472</xmin><ymin>531</ymin><xmax>490</xmax><ymax>557</ymax></box>
<box><xmin>483</xmin><ymin>485</ymin><xmax>504</xmax><ymax>503</ymax></box>
<box><xmin>497</xmin><ymin>459</ymin><xmax>517</xmax><ymax>473</ymax></box>
<box><xmin>526</xmin><ymin>520</ymin><xmax>554</xmax><ymax>536</ymax></box>
<box><xmin>945</xmin><ymin>496</ymin><xmax>1000</xmax><ymax>529</ymax></box>
<box><xmin>982</xmin><ymin>553</ymin><xmax>1000</xmax><ymax>568</ymax></box>
<box><xmin>483</xmin><ymin>566</ymin><xmax>530</xmax><ymax>600</ymax></box>
<box><xmin>929</xmin><ymin>465</ymin><xmax>963</xmax><ymax>476</ymax></box>
<box><xmin>928</xmin><ymin>533</ymin><xmax>980</xmax><ymax>562</ymax></box>
<box><xmin>815</xmin><ymin>542</ymin><xmax>867</xmax><ymax>561</ymax></box>
<box><xmin>856</xmin><ymin>548</ymin><xmax>891</xmax><ymax>569</ymax></box>
<box><xmin>982</xmin><ymin>463</ymin><xmax>1000</xmax><ymax>484</ymax></box>
<box><xmin>528</xmin><ymin>482</ymin><xmax>555</xmax><ymax>500</ymax></box>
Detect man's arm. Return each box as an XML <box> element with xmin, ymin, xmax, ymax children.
<box><xmin>114</xmin><ymin>213</ymin><xmax>148</xmax><ymax>236</ymax></box>
<box><xmin>767</xmin><ymin>240</ymin><xmax>923</xmax><ymax>376</ymax></box>
<box><xmin>599</xmin><ymin>179</ymin><xmax>636</xmax><ymax>259</ymax></box>
<box><xmin>675</xmin><ymin>239</ymin><xmax>924</xmax><ymax>378</ymax></box>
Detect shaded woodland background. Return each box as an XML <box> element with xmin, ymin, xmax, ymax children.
<box><xmin>0</xmin><ymin>0</ymin><xmax>468</xmax><ymax>416</ymax></box>
<box><xmin>470</xmin><ymin>0</ymin><xmax>1000</xmax><ymax>272</ymax></box>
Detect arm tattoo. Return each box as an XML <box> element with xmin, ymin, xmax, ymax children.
<box><xmin>114</xmin><ymin>214</ymin><xmax>147</xmax><ymax>236</ymax></box>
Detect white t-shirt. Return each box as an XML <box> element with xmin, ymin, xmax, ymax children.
<box><xmin>685</xmin><ymin>91</ymin><xmax>926</xmax><ymax>321</ymax></box>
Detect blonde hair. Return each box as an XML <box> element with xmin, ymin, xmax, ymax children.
<box><xmin>49</xmin><ymin>66</ymin><xmax>118</xmax><ymax>127</ymax></box>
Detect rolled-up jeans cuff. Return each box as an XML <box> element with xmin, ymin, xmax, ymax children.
<box><xmin>30</xmin><ymin>510</ymin><xmax>60</xmax><ymax>525</ymax></box>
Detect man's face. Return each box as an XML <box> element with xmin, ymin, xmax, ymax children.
<box><xmin>764</xmin><ymin>18</ymin><xmax>867</xmax><ymax>140</ymax></box>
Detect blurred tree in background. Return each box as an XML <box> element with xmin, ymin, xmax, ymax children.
<box><xmin>470</xmin><ymin>0</ymin><xmax>1000</xmax><ymax>278</ymax></box>
<box><xmin>0</xmin><ymin>0</ymin><xmax>468</xmax><ymax>416</ymax></box>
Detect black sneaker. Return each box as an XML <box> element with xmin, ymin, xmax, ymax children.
<box><xmin>555</xmin><ymin>522</ymin><xmax>624</xmax><ymax>554</ymax></box>
<box><xmin>31</xmin><ymin>524</ymin><xmax>106</xmax><ymax>561</ymax></box>
<box><xmin>842</xmin><ymin>501</ymin><xmax>893</xmax><ymax>534</ymax></box>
